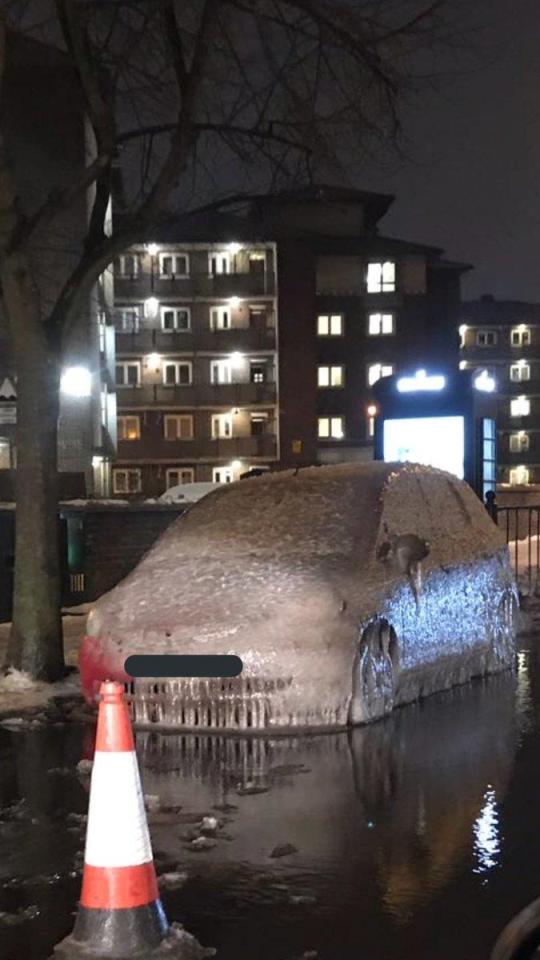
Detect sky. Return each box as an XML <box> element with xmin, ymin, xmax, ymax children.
<box><xmin>359</xmin><ymin>0</ymin><xmax>540</xmax><ymax>302</ymax></box>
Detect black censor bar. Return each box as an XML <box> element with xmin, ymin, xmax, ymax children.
<box><xmin>124</xmin><ymin>655</ymin><xmax>243</xmax><ymax>679</ymax></box>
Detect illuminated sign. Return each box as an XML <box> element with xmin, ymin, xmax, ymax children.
<box><xmin>396</xmin><ymin>370</ymin><xmax>446</xmax><ymax>393</ymax></box>
<box><xmin>383</xmin><ymin>416</ymin><xmax>465</xmax><ymax>479</ymax></box>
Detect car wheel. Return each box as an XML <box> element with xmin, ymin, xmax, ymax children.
<box><xmin>350</xmin><ymin>619</ymin><xmax>398</xmax><ymax>724</ymax></box>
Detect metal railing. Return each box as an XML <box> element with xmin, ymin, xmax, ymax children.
<box><xmin>498</xmin><ymin>505</ymin><xmax>540</xmax><ymax>588</ymax></box>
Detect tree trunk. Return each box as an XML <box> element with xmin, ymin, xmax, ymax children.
<box><xmin>2</xmin><ymin>259</ymin><xmax>64</xmax><ymax>681</ymax></box>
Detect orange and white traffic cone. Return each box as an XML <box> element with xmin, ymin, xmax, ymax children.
<box><xmin>54</xmin><ymin>681</ymin><xmax>212</xmax><ymax>960</ymax></box>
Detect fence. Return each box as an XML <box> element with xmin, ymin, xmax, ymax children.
<box><xmin>498</xmin><ymin>505</ymin><xmax>540</xmax><ymax>590</ymax></box>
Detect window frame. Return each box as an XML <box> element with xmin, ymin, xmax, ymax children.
<box><xmin>317</xmin><ymin>313</ymin><xmax>344</xmax><ymax>336</ymax></box>
<box><xmin>210</xmin><ymin>306</ymin><xmax>231</xmax><ymax>330</ymax></box>
<box><xmin>368</xmin><ymin>312</ymin><xmax>395</xmax><ymax>336</ymax></box>
<box><xmin>210</xmin><ymin>359</ymin><xmax>232</xmax><ymax>384</ymax></box>
<box><xmin>208</xmin><ymin>251</ymin><xmax>231</xmax><ymax>276</ymax></box>
<box><xmin>160</xmin><ymin>305</ymin><xmax>191</xmax><ymax>332</ymax></box>
<box><xmin>510</xmin><ymin>432</ymin><xmax>530</xmax><ymax>453</ymax></box>
<box><xmin>158</xmin><ymin>252</ymin><xmax>190</xmax><ymax>279</ymax></box>
<box><xmin>317</xmin><ymin>364</ymin><xmax>345</xmax><ymax>388</ymax></box>
<box><xmin>511</xmin><ymin>327</ymin><xmax>531</xmax><ymax>347</ymax></box>
<box><xmin>117</xmin><ymin>415</ymin><xmax>141</xmax><ymax>441</ymax></box>
<box><xmin>211</xmin><ymin>413</ymin><xmax>233</xmax><ymax>439</ymax></box>
<box><xmin>115</xmin><ymin>360</ymin><xmax>141</xmax><ymax>387</ymax></box>
<box><xmin>510</xmin><ymin>396</ymin><xmax>531</xmax><ymax>417</ymax></box>
<box><xmin>117</xmin><ymin>253</ymin><xmax>140</xmax><ymax>278</ymax></box>
<box><xmin>510</xmin><ymin>465</ymin><xmax>530</xmax><ymax>486</ymax></box>
<box><xmin>113</xmin><ymin>468</ymin><xmax>141</xmax><ymax>494</ymax></box>
<box><xmin>213</xmin><ymin>466</ymin><xmax>233</xmax><ymax>484</ymax></box>
<box><xmin>318</xmin><ymin>416</ymin><xmax>345</xmax><ymax>440</ymax></box>
<box><xmin>162</xmin><ymin>360</ymin><xmax>193</xmax><ymax>386</ymax></box>
<box><xmin>163</xmin><ymin>414</ymin><xmax>194</xmax><ymax>440</ymax></box>
<box><xmin>115</xmin><ymin>305</ymin><xmax>142</xmax><ymax>332</ymax></box>
<box><xmin>366</xmin><ymin>261</ymin><xmax>396</xmax><ymax>294</ymax></box>
<box><xmin>476</xmin><ymin>330</ymin><xmax>498</xmax><ymax>347</ymax></box>
<box><xmin>166</xmin><ymin>467</ymin><xmax>195</xmax><ymax>488</ymax></box>
<box><xmin>367</xmin><ymin>362</ymin><xmax>394</xmax><ymax>386</ymax></box>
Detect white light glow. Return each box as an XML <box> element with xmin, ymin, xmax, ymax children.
<box><xmin>459</xmin><ymin>360</ymin><xmax>467</xmax><ymax>370</ymax></box>
<box><xmin>147</xmin><ymin>353</ymin><xmax>161</xmax><ymax>368</ymax></box>
<box><xmin>92</xmin><ymin>455</ymin><xmax>103</xmax><ymax>468</ymax></box>
<box><xmin>474</xmin><ymin>369</ymin><xmax>496</xmax><ymax>393</ymax></box>
<box><xmin>228</xmin><ymin>242</ymin><xmax>241</xmax><ymax>255</ymax></box>
<box><xmin>459</xmin><ymin>324</ymin><xmax>468</xmax><ymax>336</ymax></box>
<box><xmin>147</xmin><ymin>243</ymin><xmax>159</xmax><ymax>256</ymax></box>
<box><xmin>367</xmin><ymin>404</ymin><xmax>377</xmax><ymax>417</ymax></box>
<box><xmin>145</xmin><ymin>297</ymin><xmax>159</xmax><ymax>317</ymax></box>
<box><xmin>383</xmin><ymin>416</ymin><xmax>465</xmax><ymax>478</ymax></box>
<box><xmin>473</xmin><ymin>787</ymin><xmax>500</xmax><ymax>876</ymax></box>
<box><xmin>397</xmin><ymin>370</ymin><xmax>446</xmax><ymax>393</ymax></box>
<box><xmin>230</xmin><ymin>351</ymin><xmax>244</xmax><ymax>367</ymax></box>
<box><xmin>61</xmin><ymin>366</ymin><xmax>92</xmax><ymax>398</ymax></box>
<box><xmin>229</xmin><ymin>296</ymin><xmax>241</xmax><ymax>308</ymax></box>
<box><xmin>231</xmin><ymin>459</ymin><xmax>242</xmax><ymax>470</ymax></box>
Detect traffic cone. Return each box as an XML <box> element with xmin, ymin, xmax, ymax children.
<box><xmin>54</xmin><ymin>681</ymin><xmax>212</xmax><ymax>960</ymax></box>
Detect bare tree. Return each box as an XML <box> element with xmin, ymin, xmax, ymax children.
<box><xmin>0</xmin><ymin>0</ymin><xmax>462</xmax><ymax>680</ymax></box>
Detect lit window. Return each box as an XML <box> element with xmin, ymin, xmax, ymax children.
<box><xmin>210</xmin><ymin>306</ymin><xmax>231</xmax><ymax>330</ymax></box>
<box><xmin>208</xmin><ymin>251</ymin><xmax>230</xmax><ymax>275</ymax></box>
<box><xmin>117</xmin><ymin>415</ymin><xmax>140</xmax><ymax>441</ymax></box>
<box><xmin>510</xmin><ymin>432</ymin><xmax>529</xmax><ymax>452</ymax></box>
<box><xmin>511</xmin><ymin>396</ymin><xmax>530</xmax><ymax>417</ymax></box>
<box><xmin>249</xmin><ymin>252</ymin><xmax>265</xmax><ymax>274</ymax></box>
<box><xmin>511</xmin><ymin>327</ymin><xmax>531</xmax><ymax>347</ymax></box>
<box><xmin>250</xmin><ymin>363</ymin><xmax>266</xmax><ymax>384</ymax></box>
<box><xmin>476</xmin><ymin>330</ymin><xmax>498</xmax><ymax>347</ymax></box>
<box><xmin>367</xmin><ymin>261</ymin><xmax>395</xmax><ymax>293</ymax></box>
<box><xmin>115</xmin><ymin>306</ymin><xmax>141</xmax><ymax>332</ymax></box>
<box><xmin>213</xmin><ymin>467</ymin><xmax>233</xmax><ymax>483</ymax></box>
<box><xmin>162</xmin><ymin>361</ymin><xmax>192</xmax><ymax>386</ymax></box>
<box><xmin>211</xmin><ymin>413</ymin><xmax>233</xmax><ymax>439</ymax></box>
<box><xmin>368</xmin><ymin>313</ymin><xmax>394</xmax><ymax>335</ymax></box>
<box><xmin>116</xmin><ymin>253</ymin><xmax>139</xmax><ymax>278</ymax></box>
<box><xmin>161</xmin><ymin>306</ymin><xmax>190</xmax><ymax>332</ymax></box>
<box><xmin>317</xmin><ymin>314</ymin><xmax>343</xmax><ymax>336</ymax></box>
<box><xmin>318</xmin><ymin>365</ymin><xmax>344</xmax><ymax>387</ymax></box>
<box><xmin>367</xmin><ymin>362</ymin><xmax>394</xmax><ymax>386</ymax></box>
<box><xmin>158</xmin><ymin>252</ymin><xmax>189</xmax><ymax>278</ymax></box>
<box><xmin>211</xmin><ymin>360</ymin><xmax>232</xmax><ymax>384</ymax></box>
<box><xmin>318</xmin><ymin>417</ymin><xmax>344</xmax><ymax>439</ymax></box>
<box><xmin>0</xmin><ymin>438</ymin><xmax>11</xmax><ymax>469</ymax></box>
<box><xmin>113</xmin><ymin>468</ymin><xmax>141</xmax><ymax>494</ymax></box>
<box><xmin>166</xmin><ymin>467</ymin><xmax>194</xmax><ymax>488</ymax></box>
<box><xmin>510</xmin><ymin>362</ymin><xmax>530</xmax><ymax>382</ymax></box>
<box><xmin>115</xmin><ymin>361</ymin><xmax>140</xmax><ymax>387</ymax></box>
<box><xmin>164</xmin><ymin>415</ymin><xmax>193</xmax><ymax>440</ymax></box>
<box><xmin>510</xmin><ymin>465</ymin><xmax>530</xmax><ymax>486</ymax></box>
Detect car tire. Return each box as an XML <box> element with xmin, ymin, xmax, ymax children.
<box><xmin>350</xmin><ymin>619</ymin><xmax>398</xmax><ymax>725</ymax></box>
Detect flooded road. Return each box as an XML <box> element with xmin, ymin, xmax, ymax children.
<box><xmin>1</xmin><ymin>635</ymin><xmax>539</xmax><ymax>960</ymax></box>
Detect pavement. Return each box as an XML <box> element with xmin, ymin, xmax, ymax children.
<box><xmin>0</xmin><ymin>611</ymin><xmax>87</xmax><ymax>716</ymax></box>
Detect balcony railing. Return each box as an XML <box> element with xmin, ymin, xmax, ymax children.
<box><xmin>114</xmin><ymin>270</ymin><xmax>276</xmax><ymax>300</ymax></box>
<box><xmin>117</xmin><ymin>435</ymin><xmax>278</xmax><ymax>460</ymax></box>
<box><xmin>115</xmin><ymin>325</ymin><xmax>276</xmax><ymax>355</ymax></box>
<box><xmin>116</xmin><ymin>382</ymin><xmax>277</xmax><ymax>407</ymax></box>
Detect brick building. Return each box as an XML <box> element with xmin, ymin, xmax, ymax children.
<box><xmin>112</xmin><ymin>185</ymin><xmax>470</xmax><ymax>497</ymax></box>
<box><xmin>460</xmin><ymin>296</ymin><xmax>540</xmax><ymax>486</ymax></box>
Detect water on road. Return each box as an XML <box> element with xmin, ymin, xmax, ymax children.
<box><xmin>1</xmin><ymin>635</ymin><xmax>539</xmax><ymax>960</ymax></box>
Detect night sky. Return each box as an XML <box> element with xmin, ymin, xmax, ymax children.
<box><xmin>361</xmin><ymin>0</ymin><xmax>540</xmax><ymax>303</ymax></box>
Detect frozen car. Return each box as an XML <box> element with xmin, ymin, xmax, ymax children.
<box><xmin>80</xmin><ymin>462</ymin><xmax>518</xmax><ymax>730</ymax></box>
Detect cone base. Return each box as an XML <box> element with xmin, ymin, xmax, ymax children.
<box><xmin>52</xmin><ymin>922</ymin><xmax>214</xmax><ymax>960</ymax></box>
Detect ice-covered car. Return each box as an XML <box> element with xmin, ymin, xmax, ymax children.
<box><xmin>80</xmin><ymin>462</ymin><xmax>518</xmax><ymax>730</ymax></box>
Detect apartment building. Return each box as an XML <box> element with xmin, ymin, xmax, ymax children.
<box><xmin>112</xmin><ymin>186</ymin><xmax>469</xmax><ymax>497</ymax></box>
<box><xmin>460</xmin><ymin>296</ymin><xmax>540</xmax><ymax>486</ymax></box>
<box><xmin>112</xmin><ymin>224</ymin><xmax>278</xmax><ymax>496</ymax></box>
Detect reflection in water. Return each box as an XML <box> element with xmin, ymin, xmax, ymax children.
<box><xmin>0</xmin><ymin>654</ymin><xmax>536</xmax><ymax>960</ymax></box>
<box><xmin>473</xmin><ymin>787</ymin><xmax>500</xmax><ymax>877</ymax></box>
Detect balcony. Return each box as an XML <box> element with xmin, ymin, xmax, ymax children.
<box><xmin>116</xmin><ymin>382</ymin><xmax>277</xmax><ymax>407</ymax></box>
<box><xmin>115</xmin><ymin>325</ymin><xmax>276</xmax><ymax>355</ymax></box>
<box><xmin>117</xmin><ymin>435</ymin><xmax>278</xmax><ymax>460</ymax></box>
<box><xmin>115</xmin><ymin>270</ymin><xmax>276</xmax><ymax>301</ymax></box>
